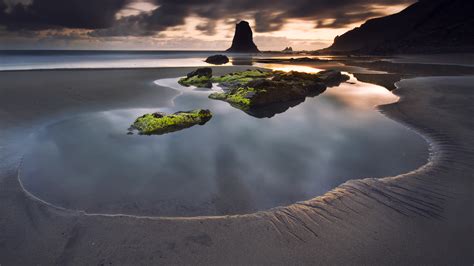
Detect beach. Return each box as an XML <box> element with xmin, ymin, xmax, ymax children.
<box><xmin>0</xmin><ymin>64</ymin><xmax>473</xmax><ymax>264</ymax></box>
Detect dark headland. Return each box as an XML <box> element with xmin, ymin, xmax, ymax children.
<box><xmin>322</xmin><ymin>0</ymin><xmax>474</xmax><ymax>54</ymax></box>
<box><xmin>226</xmin><ymin>21</ymin><xmax>260</xmax><ymax>53</ymax></box>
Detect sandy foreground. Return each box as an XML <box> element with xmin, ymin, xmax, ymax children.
<box><xmin>0</xmin><ymin>66</ymin><xmax>473</xmax><ymax>265</ymax></box>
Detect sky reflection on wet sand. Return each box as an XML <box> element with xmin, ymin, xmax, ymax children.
<box><xmin>19</xmin><ymin>64</ymin><xmax>427</xmax><ymax>217</ymax></box>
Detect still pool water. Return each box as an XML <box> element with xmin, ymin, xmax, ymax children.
<box><xmin>19</xmin><ymin>68</ymin><xmax>428</xmax><ymax>217</ymax></box>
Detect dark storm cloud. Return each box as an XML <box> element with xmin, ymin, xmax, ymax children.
<box><xmin>94</xmin><ymin>0</ymin><xmax>414</xmax><ymax>36</ymax></box>
<box><xmin>254</xmin><ymin>11</ymin><xmax>285</xmax><ymax>32</ymax></box>
<box><xmin>195</xmin><ymin>20</ymin><xmax>217</xmax><ymax>36</ymax></box>
<box><xmin>315</xmin><ymin>10</ymin><xmax>384</xmax><ymax>28</ymax></box>
<box><xmin>0</xmin><ymin>0</ymin><xmax>129</xmax><ymax>30</ymax></box>
<box><xmin>0</xmin><ymin>0</ymin><xmax>415</xmax><ymax>36</ymax></box>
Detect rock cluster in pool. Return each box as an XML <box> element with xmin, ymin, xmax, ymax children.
<box><xmin>179</xmin><ymin>68</ymin><xmax>350</xmax><ymax>117</ymax></box>
<box><xmin>132</xmin><ymin>68</ymin><xmax>349</xmax><ymax>135</ymax></box>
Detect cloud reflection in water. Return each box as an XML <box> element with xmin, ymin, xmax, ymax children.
<box><xmin>20</xmin><ymin>67</ymin><xmax>427</xmax><ymax>217</ymax></box>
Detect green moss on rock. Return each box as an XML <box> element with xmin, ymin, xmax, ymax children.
<box><xmin>211</xmin><ymin>69</ymin><xmax>271</xmax><ymax>85</ymax></box>
<box><xmin>208</xmin><ymin>69</ymin><xmax>349</xmax><ymax>110</ymax></box>
<box><xmin>175</xmin><ymin>68</ymin><xmax>349</xmax><ymax>118</ymax></box>
<box><xmin>178</xmin><ymin>67</ymin><xmax>213</xmax><ymax>88</ymax></box>
<box><xmin>209</xmin><ymin>87</ymin><xmax>256</xmax><ymax>109</ymax></box>
<box><xmin>130</xmin><ymin>109</ymin><xmax>212</xmax><ymax>135</ymax></box>
<box><xmin>178</xmin><ymin>75</ymin><xmax>212</xmax><ymax>88</ymax></box>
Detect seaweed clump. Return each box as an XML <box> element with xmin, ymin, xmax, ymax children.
<box><xmin>129</xmin><ymin>109</ymin><xmax>212</xmax><ymax>135</ymax></box>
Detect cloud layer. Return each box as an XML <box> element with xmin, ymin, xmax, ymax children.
<box><xmin>0</xmin><ymin>0</ymin><xmax>129</xmax><ymax>30</ymax></box>
<box><xmin>1</xmin><ymin>0</ymin><xmax>414</xmax><ymax>36</ymax></box>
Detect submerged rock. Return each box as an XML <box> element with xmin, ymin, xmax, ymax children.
<box><xmin>205</xmin><ymin>54</ymin><xmax>229</xmax><ymax>65</ymax></box>
<box><xmin>226</xmin><ymin>21</ymin><xmax>260</xmax><ymax>53</ymax></box>
<box><xmin>130</xmin><ymin>109</ymin><xmax>212</xmax><ymax>135</ymax></box>
<box><xmin>178</xmin><ymin>68</ymin><xmax>213</xmax><ymax>88</ymax></box>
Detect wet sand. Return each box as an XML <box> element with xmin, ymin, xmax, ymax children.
<box><xmin>0</xmin><ymin>66</ymin><xmax>473</xmax><ymax>264</ymax></box>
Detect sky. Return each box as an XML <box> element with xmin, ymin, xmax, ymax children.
<box><xmin>0</xmin><ymin>0</ymin><xmax>415</xmax><ymax>50</ymax></box>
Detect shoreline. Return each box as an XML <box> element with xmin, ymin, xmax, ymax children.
<box><xmin>0</xmin><ymin>66</ymin><xmax>472</xmax><ymax>264</ymax></box>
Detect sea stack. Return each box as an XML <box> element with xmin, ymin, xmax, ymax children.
<box><xmin>226</xmin><ymin>21</ymin><xmax>260</xmax><ymax>53</ymax></box>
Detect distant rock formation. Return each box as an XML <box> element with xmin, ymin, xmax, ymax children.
<box><xmin>323</xmin><ymin>0</ymin><xmax>474</xmax><ymax>54</ymax></box>
<box><xmin>226</xmin><ymin>21</ymin><xmax>260</xmax><ymax>53</ymax></box>
<box><xmin>282</xmin><ymin>47</ymin><xmax>293</xmax><ymax>53</ymax></box>
<box><xmin>255</xmin><ymin>57</ymin><xmax>325</xmax><ymax>64</ymax></box>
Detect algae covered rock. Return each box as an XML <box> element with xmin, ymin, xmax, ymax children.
<box><xmin>209</xmin><ymin>87</ymin><xmax>256</xmax><ymax>108</ymax></box>
<box><xmin>205</xmin><ymin>54</ymin><xmax>229</xmax><ymax>65</ymax></box>
<box><xmin>211</xmin><ymin>69</ymin><xmax>272</xmax><ymax>87</ymax></box>
<box><xmin>209</xmin><ymin>77</ymin><xmax>325</xmax><ymax>109</ymax></box>
<box><xmin>187</xmin><ymin>68</ymin><xmax>212</xmax><ymax>78</ymax></box>
<box><xmin>130</xmin><ymin>109</ymin><xmax>212</xmax><ymax>135</ymax></box>
<box><xmin>178</xmin><ymin>68</ymin><xmax>272</xmax><ymax>89</ymax></box>
<box><xmin>209</xmin><ymin>70</ymin><xmax>348</xmax><ymax>109</ymax></box>
<box><xmin>178</xmin><ymin>68</ymin><xmax>213</xmax><ymax>88</ymax></box>
<box><xmin>176</xmin><ymin>67</ymin><xmax>349</xmax><ymax>118</ymax></box>
<box><xmin>272</xmin><ymin>70</ymin><xmax>349</xmax><ymax>86</ymax></box>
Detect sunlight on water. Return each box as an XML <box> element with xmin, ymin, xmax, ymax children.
<box><xmin>261</xmin><ymin>63</ymin><xmax>399</xmax><ymax>109</ymax></box>
<box><xmin>258</xmin><ymin>63</ymin><xmax>323</xmax><ymax>73</ymax></box>
<box><xmin>326</xmin><ymin>76</ymin><xmax>399</xmax><ymax>110</ymax></box>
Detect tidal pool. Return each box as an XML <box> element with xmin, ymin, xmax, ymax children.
<box><xmin>19</xmin><ymin>68</ymin><xmax>428</xmax><ymax>217</ymax></box>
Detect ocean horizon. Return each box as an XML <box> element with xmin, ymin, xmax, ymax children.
<box><xmin>0</xmin><ymin>50</ymin><xmax>227</xmax><ymax>71</ymax></box>
<box><xmin>0</xmin><ymin>50</ymin><xmax>280</xmax><ymax>71</ymax></box>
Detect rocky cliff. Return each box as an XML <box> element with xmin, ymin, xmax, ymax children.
<box><xmin>324</xmin><ymin>0</ymin><xmax>474</xmax><ymax>54</ymax></box>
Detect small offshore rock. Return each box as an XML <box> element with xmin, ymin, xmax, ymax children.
<box><xmin>205</xmin><ymin>55</ymin><xmax>229</xmax><ymax>65</ymax></box>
